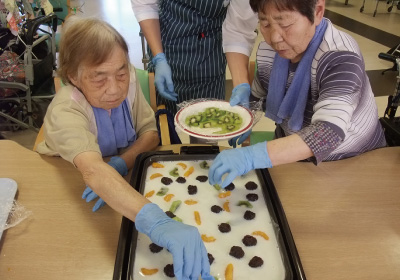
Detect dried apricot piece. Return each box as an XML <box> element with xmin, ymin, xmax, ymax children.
<box><xmin>164</xmin><ymin>193</ymin><xmax>175</xmax><ymax>202</ymax></box>
<box><xmin>201</xmin><ymin>234</ymin><xmax>216</xmax><ymax>243</ymax></box>
<box><xmin>252</xmin><ymin>231</ymin><xmax>269</xmax><ymax>240</ymax></box>
<box><xmin>140</xmin><ymin>267</ymin><xmax>158</xmax><ymax>275</ymax></box>
<box><xmin>184</xmin><ymin>166</ymin><xmax>194</xmax><ymax>177</ymax></box>
<box><xmin>184</xmin><ymin>199</ymin><xmax>198</xmax><ymax>205</ymax></box>
<box><xmin>223</xmin><ymin>201</ymin><xmax>230</xmax><ymax>212</ymax></box>
<box><xmin>218</xmin><ymin>191</ymin><xmax>231</xmax><ymax>199</ymax></box>
<box><xmin>152</xmin><ymin>162</ymin><xmax>164</xmax><ymax>168</ymax></box>
<box><xmin>145</xmin><ymin>190</ymin><xmax>155</xmax><ymax>198</ymax></box>
<box><xmin>194</xmin><ymin>211</ymin><xmax>201</xmax><ymax>225</ymax></box>
<box><xmin>150</xmin><ymin>173</ymin><xmax>162</xmax><ymax>180</ymax></box>
<box><xmin>225</xmin><ymin>263</ymin><xmax>233</xmax><ymax>280</ymax></box>
<box><xmin>177</xmin><ymin>162</ymin><xmax>187</xmax><ymax>170</ymax></box>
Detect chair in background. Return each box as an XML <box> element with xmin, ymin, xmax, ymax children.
<box><xmin>360</xmin><ymin>0</ymin><xmax>400</xmax><ymax>17</ymax></box>
<box><xmin>33</xmin><ymin>69</ymin><xmax>172</xmax><ymax>151</ymax></box>
<box><xmin>0</xmin><ymin>13</ymin><xmax>58</xmax><ymax>131</ymax></box>
<box><xmin>241</xmin><ymin>60</ymin><xmax>274</xmax><ymax>147</ymax></box>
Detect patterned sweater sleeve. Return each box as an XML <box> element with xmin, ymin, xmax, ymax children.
<box><xmin>297</xmin><ymin>51</ymin><xmax>366</xmax><ymax>164</ymax></box>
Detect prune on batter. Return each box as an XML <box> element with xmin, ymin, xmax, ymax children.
<box><xmin>196</xmin><ymin>175</ymin><xmax>208</xmax><ymax>182</ymax></box>
<box><xmin>211</xmin><ymin>205</ymin><xmax>223</xmax><ymax>213</ymax></box>
<box><xmin>188</xmin><ymin>185</ymin><xmax>198</xmax><ymax>195</ymax></box>
<box><xmin>165</xmin><ymin>211</ymin><xmax>176</xmax><ymax>218</ymax></box>
<box><xmin>244</xmin><ymin>210</ymin><xmax>256</xmax><ymax>220</ymax></box>
<box><xmin>224</xmin><ymin>183</ymin><xmax>235</xmax><ymax>191</ymax></box>
<box><xmin>229</xmin><ymin>246</ymin><xmax>245</xmax><ymax>259</ymax></box>
<box><xmin>245</xmin><ymin>181</ymin><xmax>258</xmax><ymax>190</ymax></box>
<box><xmin>164</xmin><ymin>264</ymin><xmax>175</xmax><ymax>277</ymax></box>
<box><xmin>249</xmin><ymin>256</ymin><xmax>264</xmax><ymax>268</ymax></box>
<box><xmin>218</xmin><ymin>223</ymin><xmax>231</xmax><ymax>233</ymax></box>
<box><xmin>176</xmin><ymin>176</ymin><xmax>186</xmax><ymax>183</ymax></box>
<box><xmin>149</xmin><ymin>243</ymin><xmax>163</xmax><ymax>253</ymax></box>
<box><xmin>242</xmin><ymin>235</ymin><xmax>257</xmax><ymax>247</ymax></box>
<box><xmin>161</xmin><ymin>177</ymin><xmax>173</xmax><ymax>185</ymax></box>
<box><xmin>246</xmin><ymin>193</ymin><xmax>259</xmax><ymax>202</ymax></box>
<box><xmin>208</xmin><ymin>253</ymin><xmax>215</xmax><ymax>265</ymax></box>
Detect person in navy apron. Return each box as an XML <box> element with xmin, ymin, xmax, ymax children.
<box><xmin>36</xmin><ymin>18</ymin><xmax>214</xmax><ymax>280</ymax></box>
<box><xmin>131</xmin><ymin>0</ymin><xmax>258</xmax><ymax>114</ymax></box>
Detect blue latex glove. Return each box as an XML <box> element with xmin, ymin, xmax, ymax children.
<box><xmin>209</xmin><ymin>141</ymin><xmax>272</xmax><ymax>188</ymax></box>
<box><xmin>135</xmin><ymin>203</ymin><xmax>214</xmax><ymax>280</ymax></box>
<box><xmin>229</xmin><ymin>83</ymin><xmax>251</xmax><ymax>107</ymax></box>
<box><xmin>228</xmin><ymin>129</ymin><xmax>252</xmax><ymax>148</ymax></box>
<box><xmin>82</xmin><ymin>156</ymin><xmax>128</xmax><ymax>212</ymax></box>
<box><xmin>152</xmin><ymin>53</ymin><xmax>178</xmax><ymax>101</ymax></box>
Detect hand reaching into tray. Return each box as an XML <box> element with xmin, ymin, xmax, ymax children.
<box><xmin>135</xmin><ymin>203</ymin><xmax>214</xmax><ymax>280</ymax></box>
<box><xmin>209</xmin><ymin>141</ymin><xmax>273</xmax><ymax>188</ymax></box>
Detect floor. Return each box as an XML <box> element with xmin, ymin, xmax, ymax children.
<box><xmin>1</xmin><ymin>0</ymin><xmax>400</xmax><ymax>149</ymax></box>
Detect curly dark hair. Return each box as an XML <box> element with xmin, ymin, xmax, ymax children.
<box><xmin>249</xmin><ymin>0</ymin><xmax>318</xmax><ymax>23</ymax></box>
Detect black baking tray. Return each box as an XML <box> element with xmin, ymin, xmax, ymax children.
<box><xmin>113</xmin><ymin>145</ymin><xmax>306</xmax><ymax>280</ymax></box>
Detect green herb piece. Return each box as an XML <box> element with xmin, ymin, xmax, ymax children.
<box><xmin>200</xmin><ymin>161</ymin><xmax>209</xmax><ymax>169</ymax></box>
<box><xmin>172</xmin><ymin>216</ymin><xmax>183</xmax><ymax>223</ymax></box>
<box><xmin>156</xmin><ymin>187</ymin><xmax>169</xmax><ymax>196</ymax></box>
<box><xmin>213</xmin><ymin>184</ymin><xmax>221</xmax><ymax>191</ymax></box>
<box><xmin>236</xmin><ymin>200</ymin><xmax>253</xmax><ymax>208</ymax></box>
<box><xmin>169</xmin><ymin>167</ymin><xmax>179</xmax><ymax>177</ymax></box>
<box><xmin>169</xmin><ymin>200</ymin><xmax>182</xmax><ymax>213</ymax></box>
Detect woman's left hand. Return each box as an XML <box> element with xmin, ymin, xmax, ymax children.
<box><xmin>209</xmin><ymin>141</ymin><xmax>272</xmax><ymax>188</ymax></box>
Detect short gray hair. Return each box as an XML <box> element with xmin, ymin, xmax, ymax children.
<box><xmin>57</xmin><ymin>17</ymin><xmax>129</xmax><ymax>84</ymax></box>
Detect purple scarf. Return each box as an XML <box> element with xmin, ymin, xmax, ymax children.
<box><xmin>265</xmin><ymin>18</ymin><xmax>327</xmax><ymax>131</ymax></box>
<box><xmin>92</xmin><ymin>99</ymin><xmax>136</xmax><ymax>156</ymax></box>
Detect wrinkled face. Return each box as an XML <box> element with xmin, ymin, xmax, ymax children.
<box><xmin>259</xmin><ymin>3</ymin><xmax>319</xmax><ymax>63</ymax></box>
<box><xmin>70</xmin><ymin>46</ymin><xmax>130</xmax><ymax>110</ymax></box>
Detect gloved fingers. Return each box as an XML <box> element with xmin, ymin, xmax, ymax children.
<box><xmin>200</xmin><ymin>241</ymin><xmax>212</xmax><ymax>279</ymax></box>
<box><xmin>82</xmin><ymin>186</ymin><xmax>92</xmax><ymax>199</ymax></box>
<box><xmin>208</xmin><ymin>157</ymin><xmax>224</xmax><ymax>185</ymax></box>
<box><xmin>85</xmin><ymin>190</ymin><xmax>99</xmax><ymax>202</ymax></box>
<box><xmin>154</xmin><ymin>79</ymin><xmax>166</xmax><ymax>96</ymax></box>
<box><xmin>228</xmin><ymin>136</ymin><xmax>239</xmax><ymax>148</ymax></box>
<box><xmin>237</xmin><ymin>130</ymin><xmax>252</xmax><ymax>146</ymax></box>
<box><xmin>229</xmin><ymin>95</ymin><xmax>241</xmax><ymax>107</ymax></box>
<box><xmin>171</xmin><ymin>246</ymin><xmax>184</xmax><ymax>280</ymax></box>
<box><xmin>164</xmin><ymin>90</ymin><xmax>178</xmax><ymax>101</ymax></box>
<box><xmin>165</xmin><ymin>75</ymin><xmax>175</xmax><ymax>94</ymax></box>
<box><xmin>209</xmin><ymin>163</ymin><xmax>233</xmax><ymax>187</ymax></box>
<box><xmin>183</xmin><ymin>240</ymin><xmax>201</xmax><ymax>280</ymax></box>
<box><xmin>92</xmin><ymin>198</ymin><xmax>106</xmax><ymax>212</ymax></box>
<box><xmin>221</xmin><ymin>170</ymin><xmax>240</xmax><ymax>189</ymax></box>
<box><xmin>201</xmin><ymin>274</ymin><xmax>215</xmax><ymax>280</ymax></box>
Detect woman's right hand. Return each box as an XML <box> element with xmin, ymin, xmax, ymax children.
<box><xmin>152</xmin><ymin>53</ymin><xmax>178</xmax><ymax>101</ymax></box>
<box><xmin>135</xmin><ymin>203</ymin><xmax>213</xmax><ymax>280</ymax></box>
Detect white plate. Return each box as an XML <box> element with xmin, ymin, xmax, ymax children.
<box><xmin>175</xmin><ymin>100</ymin><xmax>253</xmax><ymax>140</ymax></box>
<box><xmin>0</xmin><ymin>178</ymin><xmax>18</xmax><ymax>240</ymax></box>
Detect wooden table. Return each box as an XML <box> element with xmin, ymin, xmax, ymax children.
<box><xmin>0</xmin><ymin>140</ymin><xmax>399</xmax><ymax>280</ymax></box>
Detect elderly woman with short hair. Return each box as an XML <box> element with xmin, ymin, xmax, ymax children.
<box><xmin>209</xmin><ymin>0</ymin><xmax>386</xmax><ymax>188</ymax></box>
<box><xmin>36</xmin><ymin>17</ymin><xmax>213</xmax><ymax>280</ymax></box>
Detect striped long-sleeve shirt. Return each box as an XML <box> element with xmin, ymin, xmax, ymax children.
<box><xmin>252</xmin><ymin>18</ymin><xmax>386</xmax><ymax>164</ymax></box>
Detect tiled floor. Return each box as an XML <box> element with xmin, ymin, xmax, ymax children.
<box><xmin>1</xmin><ymin>0</ymin><xmax>400</xmax><ymax>149</ymax></box>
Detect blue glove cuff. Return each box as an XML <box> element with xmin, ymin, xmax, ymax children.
<box><xmin>135</xmin><ymin>203</ymin><xmax>168</xmax><ymax>236</ymax></box>
<box><xmin>249</xmin><ymin>141</ymin><xmax>273</xmax><ymax>169</ymax></box>
<box><xmin>108</xmin><ymin>156</ymin><xmax>128</xmax><ymax>176</ymax></box>
<box><xmin>233</xmin><ymin>83</ymin><xmax>251</xmax><ymax>97</ymax></box>
<box><xmin>152</xmin><ymin>52</ymin><xmax>167</xmax><ymax>65</ymax></box>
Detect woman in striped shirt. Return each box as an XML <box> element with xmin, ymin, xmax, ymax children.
<box><xmin>130</xmin><ymin>0</ymin><xmax>258</xmax><ymax>114</ymax></box>
<box><xmin>209</xmin><ymin>0</ymin><xmax>386</xmax><ymax>189</ymax></box>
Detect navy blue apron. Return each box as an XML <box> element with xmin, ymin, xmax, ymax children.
<box><xmin>148</xmin><ymin>0</ymin><xmax>229</xmax><ymax>114</ymax></box>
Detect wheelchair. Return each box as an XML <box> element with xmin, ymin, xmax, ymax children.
<box><xmin>378</xmin><ymin>44</ymin><xmax>400</xmax><ymax>146</ymax></box>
